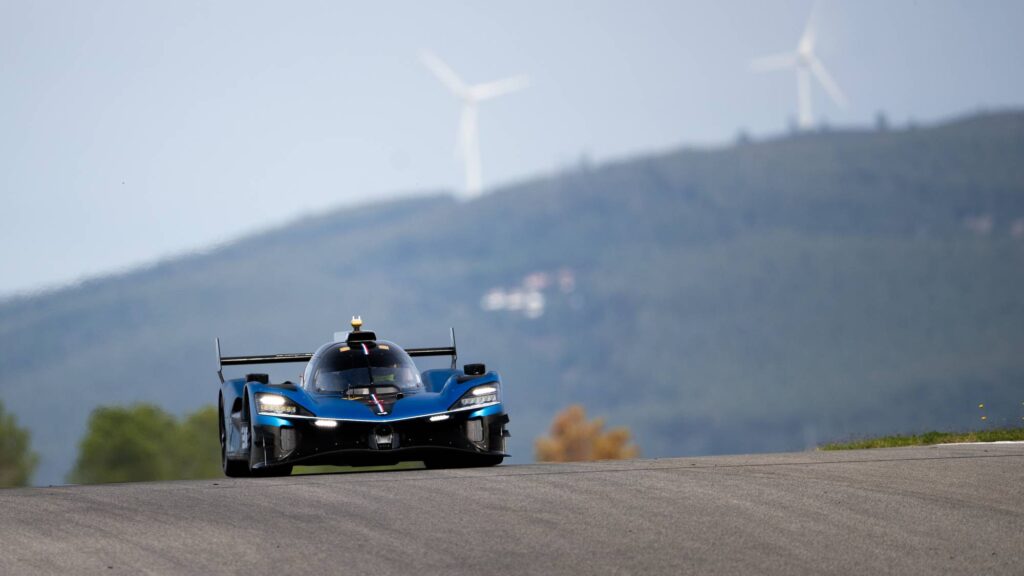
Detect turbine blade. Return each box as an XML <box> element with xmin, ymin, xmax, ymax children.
<box><xmin>799</xmin><ymin>1</ymin><xmax>819</xmax><ymax>54</ymax></box>
<box><xmin>419</xmin><ymin>50</ymin><xmax>467</xmax><ymax>98</ymax></box>
<box><xmin>807</xmin><ymin>54</ymin><xmax>848</xmax><ymax>108</ymax></box>
<box><xmin>749</xmin><ymin>52</ymin><xmax>797</xmax><ymax>72</ymax></box>
<box><xmin>469</xmin><ymin>75</ymin><xmax>530</xmax><ymax>101</ymax></box>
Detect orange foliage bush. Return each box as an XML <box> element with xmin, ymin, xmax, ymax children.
<box><xmin>535</xmin><ymin>405</ymin><xmax>639</xmax><ymax>462</ymax></box>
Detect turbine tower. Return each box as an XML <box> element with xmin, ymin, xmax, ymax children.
<box><xmin>750</xmin><ymin>7</ymin><xmax>847</xmax><ymax>129</ymax></box>
<box><xmin>420</xmin><ymin>50</ymin><xmax>529</xmax><ymax>198</ymax></box>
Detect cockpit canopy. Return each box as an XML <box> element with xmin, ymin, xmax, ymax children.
<box><xmin>311</xmin><ymin>340</ymin><xmax>422</xmax><ymax>395</ymax></box>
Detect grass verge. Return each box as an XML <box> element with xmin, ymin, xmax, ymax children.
<box><xmin>820</xmin><ymin>427</ymin><xmax>1024</xmax><ymax>450</ymax></box>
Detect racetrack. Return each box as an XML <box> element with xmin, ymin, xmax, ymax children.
<box><xmin>1</xmin><ymin>444</ymin><xmax>1022</xmax><ymax>575</ymax></box>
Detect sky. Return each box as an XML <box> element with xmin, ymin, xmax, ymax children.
<box><xmin>1</xmin><ymin>0</ymin><xmax>1022</xmax><ymax>297</ymax></box>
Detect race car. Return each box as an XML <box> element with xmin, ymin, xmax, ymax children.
<box><xmin>215</xmin><ymin>317</ymin><xmax>509</xmax><ymax>477</ymax></box>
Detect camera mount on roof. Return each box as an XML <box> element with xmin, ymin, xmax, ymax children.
<box><xmin>345</xmin><ymin>316</ymin><xmax>377</xmax><ymax>342</ymax></box>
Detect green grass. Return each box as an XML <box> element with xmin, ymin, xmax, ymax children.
<box><xmin>820</xmin><ymin>428</ymin><xmax>1024</xmax><ymax>450</ymax></box>
<box><xmin>291</xmin><ymin>461</ymin><xmax>424</xmax><ymax>476</ymax></box>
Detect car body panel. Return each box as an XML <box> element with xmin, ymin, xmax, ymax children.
<box><xmin>217</xmin><ymin>329</ymin><xmax>509</xmax><ymax>472</ymax></box>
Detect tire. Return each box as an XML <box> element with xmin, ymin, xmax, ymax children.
<box><xmin>220</xmin><ymin>396</ymin><xmax>251</xmax><ymax>478</ymax></box>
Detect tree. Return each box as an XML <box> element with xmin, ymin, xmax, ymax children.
<box><xmin>69</xmin><ymin>404</ymin><xmax>221</xmax><ymax>484</ymax></box>
<box><xmin>535</xmin><ymin>405</ymin><xmax>639</xmax><ymax>462</ymax></box>
<box><xmin>0</xmin><ymin>400</ymin><xmax>38</xmax><ymax>487</ymax></box>
<box><xmin>175</xmin><ymin>406</ymin><xmax>222</xmax><ymax>480</ymax></box>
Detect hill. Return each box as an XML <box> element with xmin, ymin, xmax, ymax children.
<box><xmin>3</xmin><ymin>111</ymin><xmax>1024</xmax><ymax>485</ymax></box>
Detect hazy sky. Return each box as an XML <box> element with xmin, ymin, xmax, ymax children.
<box><xmin>2</xmin><ymin>0</ymin><xmax>1022</xmax><ymax>297</ymax></box>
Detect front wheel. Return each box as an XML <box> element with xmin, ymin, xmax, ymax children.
<box><xmin>220</xmin><ymin>397</ymin><xmax>251</xmax><ymax>478</ymax></box>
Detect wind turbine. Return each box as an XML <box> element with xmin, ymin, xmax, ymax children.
<box><xmin>420</xmin><ymin>50</ymin><xmax>529</xmax><ymax>198</ymax></box>
<box><xmin>750</xmin><ymin>7</ymin><xmax>847</xmax><ymax>130</ymax></box>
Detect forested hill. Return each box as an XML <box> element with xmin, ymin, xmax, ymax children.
<box><xmin>3</xmin><ymin>110</ymin><xmax>1024</xmax><ymax>485</ymax></box>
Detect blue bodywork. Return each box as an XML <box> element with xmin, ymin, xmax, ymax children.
<box><xmin>218</xmin><ymin>335</ymin><xmax>509</xmax><ymax>475</ymax></box>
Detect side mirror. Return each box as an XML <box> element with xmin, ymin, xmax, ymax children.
<box><xmin>464</xmin><ymin>363</ymin><xmax>486</xmax><ymax>376</ymax></box>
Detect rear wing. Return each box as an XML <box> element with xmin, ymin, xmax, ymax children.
<box><xmin>405</xmin><ymin>327</ymin><xmax>458</xmax><ymax>370</ymax></box>
<box><xmin>215</xmin><ymin>338</ymin><xmax>312</xmax><ymax>383</ymax></box>
<box><xmin>215</xmin><ymin>327</ymin><xmax>459</xmax><ymax>382</ymax></box>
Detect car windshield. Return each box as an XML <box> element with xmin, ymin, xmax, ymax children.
<box><xmin>312</xmin><ymin>341</ymin><xmax>422</xmax><ymax>394</ymax></box>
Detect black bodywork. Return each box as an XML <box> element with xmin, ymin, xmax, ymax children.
<box><xmin>216</xmin><ymin>325</ymin><xmax>509</xmax><ymax>477</ymax></box>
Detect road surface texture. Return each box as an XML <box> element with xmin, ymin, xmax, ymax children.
<box><xmin>1</xmin><ymin>444</ymin><xmax>1022</xmax><ymax>575</ymax></box>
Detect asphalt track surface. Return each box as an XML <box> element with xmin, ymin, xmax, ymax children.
<box><xmin>1</xmin><ymin>444</ymin><xmax>1022</xmax><ymax>575</ymax></box>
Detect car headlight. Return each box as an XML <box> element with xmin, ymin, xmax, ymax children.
<box><xmin>452</xmin><ymin>385</ymin><xmax>499</xmax><ymax>409</ymax></box>
<box><xmin>256</xmin><ymin>393</ymin><xmax>299</xmax><ymax>415</ymax></box>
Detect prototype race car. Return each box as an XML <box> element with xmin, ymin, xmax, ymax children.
<box><xmin>215</xmin><ymin>317</ymin><xmax>509</xmax><ymax>477</ymax></box>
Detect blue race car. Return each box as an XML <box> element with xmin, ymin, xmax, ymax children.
<box><xmin>215</xmin><ymin>317</ymin><xmax>509</xmax><ymax>477</ymax></box>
